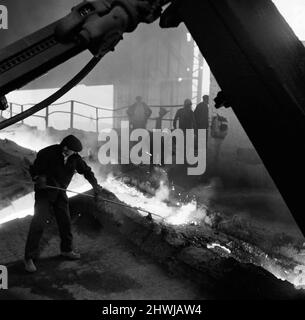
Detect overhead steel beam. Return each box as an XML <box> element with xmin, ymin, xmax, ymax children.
<box><xmin>175</xmin><ymin>0</ymin><xmax>305</xmax><ymax>235</ymax></box>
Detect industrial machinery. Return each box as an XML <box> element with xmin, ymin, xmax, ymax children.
<box><xmin>0</xmin><ymin>0</ymin><xmax>305</xmax><ymax>236</ymax></box>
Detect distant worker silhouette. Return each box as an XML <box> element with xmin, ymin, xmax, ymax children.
<box><xmin>127</xmin><ymin>96</ymin><xmax>152</xmax><ymax>130</ymax></box>
<box><xmin>173</xmin><ymin>99</ymin><xmax>197</xmax><ymax>131</ymax></box>
<box><xmin>194</xmin><ymin>95</ymin><xmax>209</xmax><ymax>130</ymax></box>
<box><xmin>195</xmin><ymin>95</ymin><xmax>210</xmax><ymax>144</ymax></box>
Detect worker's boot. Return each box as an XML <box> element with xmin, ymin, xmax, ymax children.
<box><xmin>61</xmin><ymin>251</ymin><xmax>81</xmax><ymax>260</ymax></box>
<box><xmin>24</xmin><ymin>259</ymin><xmax>37</xmax><ymax>273</ymax></box>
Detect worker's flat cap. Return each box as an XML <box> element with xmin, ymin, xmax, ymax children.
<box><xmin>60</xmin><ymin>135</ymin><xmax>83</xmax><ymax>152</ymax></box>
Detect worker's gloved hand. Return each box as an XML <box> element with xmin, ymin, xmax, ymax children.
<box><xmin>93</xmin><ymin>184</ymin><xmax>114</xmax><ymax>199</ymax></box>
<box><xmin>93</xmin><ymin>184</ymin><xmax>104</xmax><ymax>197</ymax></box>
<box><xmin>34</xmin><ymin>175</ymin><xmax>47</xmax><ymax>190</ymax></box>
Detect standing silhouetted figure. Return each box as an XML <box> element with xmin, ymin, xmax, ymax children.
<box><xmin>195</xmin><ymin>95</ymin><xmax>210</xmax><ymax>146</ymax></box>
<box><xmin>127</xmin><ymin>96</ymin><xmax>152</xmax><ymax>130</ymax></box>
<box><xmin>173</xmin><ymin>99</ymin><xmax>196</xmax><ymax>131</ymax></box>
<box><xmin>194</xmin><ymin>95</ymin><xmax>209</xmax><ymax>130</ymax></box>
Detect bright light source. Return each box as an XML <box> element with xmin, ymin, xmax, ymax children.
<box><xmin>186</xmin><ymin>32</ymin><xmax>192</xmax><ymax>42</ymax></box>
<box><xmin>178</xmin><ymin>77</ymin><xmax>183</xmax><ymax>82</ymax></box>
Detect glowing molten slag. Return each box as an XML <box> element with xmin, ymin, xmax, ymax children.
<box><xmin>262</xmin><ymin>260</ymin><xmax>305</xmax><ymax>290</ymax></box>
<box><xmin>0</xmin><ymin>179</ymin><xmax>94</xmax><ymax>225</ymax></box>
<box><xmin>102</xmin><ymin>176</ymin><xmax>211</xmax><ymax>226</ymax></box>
<box><xmin>0</xmin><ymin>174</ymin><xmax>209</xmax><ymax>227</ymax></box>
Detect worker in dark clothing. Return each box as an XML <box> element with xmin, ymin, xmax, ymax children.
<box><xmin>194</xmin><ymin>95</ymin><xmax>209</xmax><ymax>130</ymax></box>
<box><xmin>194</xmin><ymin>95</ymin><xmax>210</xmax><ymax>145</ymax></box>
<box><xmin>24</xmin><ymin>135</ymin><xmax>102</xmax><ymax>273</ymax></box>
<box><xmin>173</xmin><ymin>99</ymin><xmax>197</xmax><ymax>162</ymax></box>
<box><xmin>173</xmin><ymin>99</ymin><xmax>197</xmax><ymax>131</ymax></box>
<box><xmin>127</xmin><ymin>96</ymin><xmax>152</xmax><ymax>130</ymax></box>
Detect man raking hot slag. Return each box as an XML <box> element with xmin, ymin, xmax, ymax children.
<box><xmin>24</xmin><ymin>135</ymin><xmax>102</xmax><ymax>273</ymax></box>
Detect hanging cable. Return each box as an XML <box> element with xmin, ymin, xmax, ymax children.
<box><xmin>0</xmin><ymin>56</ymin><xmax>102</xmax><ymax>131</ymax></box>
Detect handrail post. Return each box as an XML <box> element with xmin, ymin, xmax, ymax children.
<box><xmin>46</xmin><ymin>106</ymin><xmax>49</xmax><ymax>129</ymax></box>
<box><xmin>70</xmin><ymin>100</ymin><xmax>74</xmax><ymax>130</ymax></box>
<box><xmin>96</xmin><ymin>108</ymin><xmax>99</xmax><ymax>133</ymax></box>
<box><xmin>10</xmin><ymin>102</ymin><xmax>13</xmax><ymax>118</ymax></box>
<box><xmin>21</xmin><ymin>105</ymin><xmax>24</xmax><ymax>124</ymax></box>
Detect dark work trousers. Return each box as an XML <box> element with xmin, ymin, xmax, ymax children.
<box><xmin>24</xmin><ymin>190</ymin><xmax>72</xmax><ymax>260</ymax></box>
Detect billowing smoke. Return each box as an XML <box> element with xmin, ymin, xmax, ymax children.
<box><xmin>0</xmin><ymin>125</ymin><xmax>57</xmax><ymax>151</ymax></box>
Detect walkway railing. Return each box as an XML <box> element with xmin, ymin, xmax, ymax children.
<box><xmin>0</xmin><ymin>100</ymin><xmax>182</xmax><ymax>133</ymax></box>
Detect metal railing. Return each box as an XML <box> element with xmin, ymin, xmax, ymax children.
<box><xmin>0</xmin><ymin>100</ymin><xmax>183</xmax><ymax>133</ymax></box>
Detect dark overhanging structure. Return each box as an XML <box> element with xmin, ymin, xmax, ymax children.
<box><xmin>164</xmin><ymin>0</ymin><xmax>305</xmax><ymax>235</ymax></box>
